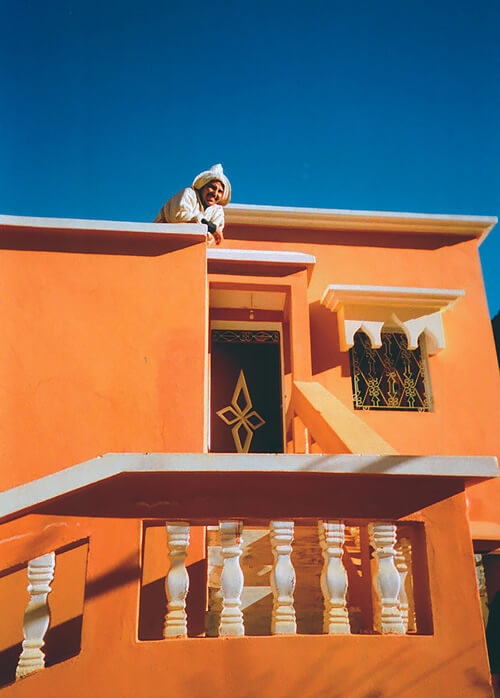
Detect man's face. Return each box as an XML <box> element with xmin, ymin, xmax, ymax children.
<box><xmin>200</xmin><ymin>180</ymin><xmax>225</xmax><ymax>207</ymax></box>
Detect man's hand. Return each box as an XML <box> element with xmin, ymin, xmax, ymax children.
<box><xmin>201</xmin><ymin>218</ymin><xmax>223</xmax><ymax>245</ymax></box>
<box><xmin>201</xmin><ymin>218</ymin><xmax>216</xmax><ymax>234</ymax></box>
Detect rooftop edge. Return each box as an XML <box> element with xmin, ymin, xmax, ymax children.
<box><xmin>0</xmin><ymin>214</ymin><xmax>207</xmax><ymax>240</ymax></box>
<box><xmin>225</xmin><ymin>204</ymin><xmax>497</xmax><ymax>243</ymax></box>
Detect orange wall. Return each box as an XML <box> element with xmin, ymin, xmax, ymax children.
<box><xmin>0</xmin><ymin>220</ymin><xmax>496</xmax><ymax>695</ymax></box>
<box><xmin>0</xmin><ymin>232</ymin><xmax>209</xmax><ymax>690</ymax></box>
<box><xmin>0</xmin><ymin>235</ymin><xmax>207</xmax><ymax>490</ymax></box>
<box><xmin>1</xmin><ymin>224</ymin><xmax>497</xmax><ymax>480</ymax></box>
<box><xmin>1</xmin><ymin>495</ymin><xmax>492</xmax><ymax>698</ymax></box>
<box><xmin>222</xmin><ymin>226</ymin><xmax>500</xmax><ymax>460</ymax></box>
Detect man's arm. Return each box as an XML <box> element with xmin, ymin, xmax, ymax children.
<box><xmin>154</xmin><ymin>189</ymin><xmax>204</xmax><ymax>224</ymax></box>
<box><xmin>202</xmin><ymin>204</ymin><xmax>225</xmax><ymax>244</ymax></box>
<box><xmin>154</xmin><ymin>189</ymin><xmax>224</xmax><ymax>245</ymax></box>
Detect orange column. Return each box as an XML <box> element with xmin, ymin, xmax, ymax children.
<box><xmin>288</xmin><ymin>271</ymin><xmax>312</xmax><ymax>453</ymax></box>
<box><xmin>288</xmin><ymin>270</ymin><xmax>312</xmax><ymax>382</ymax></box>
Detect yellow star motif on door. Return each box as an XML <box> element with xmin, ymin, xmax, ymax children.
<box><xmin>216</xmin><ymin>370</ymin><xmax>266</xmax><ymax>453</ymax></box>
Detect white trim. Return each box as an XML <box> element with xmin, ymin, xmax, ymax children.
<box><xmin>1</xmin><ymin>210</ymin><xmax>496</xmax><ymax>244</ymax></box>
<box><xmin>225</xmin><ymin>204</ymin><xmax>497</xmax><ymax>244</ymax></box>
<box><xmin>322</xmin><ymin>285</ymin><xmax>464</xmax><ymax>312</ymax></box>
<box><xmin>0</xmin><ymin>214</ymin><xmax>207</xmax><ymax>239</ymax></box>
<box><xmin>321</xmin><ymin>284</ymin><xmax>465</xmax><ymax>354</ymax></box>
<box><xmin>210</xmin><ymin>321</ymin><xmax>286</xmax><ymax>453</ymax></box>
<box><xmin>207</xmin><ymin>248</ymin><xmax>316</xmax><ymax>267</ymax></box>
<box><xmin>0</xmin><ymin>453</ymin><xmax>496</xmax><ymax>523</ymax></box>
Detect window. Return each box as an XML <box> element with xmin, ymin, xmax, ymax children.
<box><xmin>350</xmin><ymin>331</ymin><xmax>432</xmax><ymax>411</ymax></box>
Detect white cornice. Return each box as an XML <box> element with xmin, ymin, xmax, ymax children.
<box><xmin>225</xmin><ymin>204</ymin><xmax>497</xmax><ymax>243</ymax></box>
<box><xmin>321</xmin><ymin>284</ymin><xmax>465</xmax><ymax>354</ymax></box>
<box><xmin>322</xmin><ymin>285</ymin><xmax>464</xmax><ymax>312</ymax></box>
<box><xmin>0</xmin><ymin>214</ymin><xmax>207</xmax><ymax>240</ymax></box>
<box><xmin>2</xmin><ymin>211</ymin><xmax>495</xmax><ymax>244</ymax></box>
<box><xmin>207</xmin><ymin>248</ymin><xmax>316</xmax><ymax>267</ymax></box>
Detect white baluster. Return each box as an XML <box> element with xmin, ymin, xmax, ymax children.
<box><xmin>395</xmin><ymin>538</ymin><xmax>409</xmax><ymax>633</ymax></box>
<box><xmin>218</xmin><ymin>521</ymin><xmax>245</xmax><ymax>636</ymax></box>
<box><xmin>16</xmin><ymin>552</ymin><xmax>56</xmax><ymax>679</ymax></box>
<box><xmin>318</xmin><ymin>521</ymin><xmax>350</xmax><ymax>634</ymax></box>
<box><xmin>164</xmin><ymin>523</ymin><xmax>190</xmax><ymax>638</ymax></box>
<box><xmin>396</xmin><ymin>536</ymin><xmax>416</xmax><ymax>633</ymax></box>
<box><xmin>368</xmin><ymin>523</ymin><xmax>405</xmax><ymax>634</ymax></box>
<box><xmin>270</xmin><ymin>521</ymin><xmax>296</xmax><ymax>634</ymax></box>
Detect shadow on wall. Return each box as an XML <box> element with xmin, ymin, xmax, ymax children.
<box><xmin>492</xmin><ymin>312</ymin><xmax>500</xmax><ymax>368</ymax></box>
<box><xmin>0</xmin><ymin>616</ymin><xmax>83</xmax><ymax>689</ymax></box>
<box><xmin>138</xmin><ymin>559</ymin><xmax>207</xmax><ymax>640</ymax></box>
<box><xmin>0</xmin><ymin>229</ymin><xmax>200</xmax><ymax>257</ymax></box>
<box><xmin>309</xmin><ymin>300</ymin><xmax>350</xmax><ymax>377</ymax></box>
<box><xmin>84</xmin><ymin>551</ymin><xmax>140</xmax><ymax>601</ymax></box>
<box><xmin>0</xmin><ymin>543</ymin><xmax>146</xmax><ymax>688</ymax></box>
<box><xmin>0</xmin><ymin>538</ymin><xmax>89</xmax><ymax>688</ymax></box>
<box><xmin>225</xmin><ymin>225</ymin><xmax>472</xmax><ymax>250</ymax></box>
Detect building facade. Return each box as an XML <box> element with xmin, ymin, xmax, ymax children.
<box><xmin>0</xmin><ymin>205</ymin><xmax>498</xmax><ymax>696</ymax></box>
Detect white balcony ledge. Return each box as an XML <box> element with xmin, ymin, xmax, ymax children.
<box><xmin>0</xmin><ymin>453</ymin><xmax>496</xmax><ymax>524</ymax></box>
<box><xmin>321</xmin><ymin>284</ymin><xmax>465</xmax><ymax>354</ymax></box>
<box><xmin>207</xmin><ymin>248</ymin><xmax>316</xmax><ymax>275</ymax></box>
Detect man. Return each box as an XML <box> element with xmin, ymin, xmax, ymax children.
<box><xmin>154</xmin><ymin>164</ymin><xmax>231</xmax><ymax>245</ymax></box>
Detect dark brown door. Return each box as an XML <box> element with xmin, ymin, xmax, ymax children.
<box><xmin>210</xmin><ymin>328</ymin><xmax>284</xmax><ymax>453</ymax></box>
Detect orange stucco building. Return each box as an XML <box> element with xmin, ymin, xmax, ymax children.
<box><xmin>0</xmin><ymin>205</ymin><xmax>498</xmax><ymax>697</ymax></box>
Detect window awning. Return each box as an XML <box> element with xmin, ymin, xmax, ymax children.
<box><xmin>321</xmin><ymin>284</ymin><xmax>465</xmax><ymax>354</ymax></box>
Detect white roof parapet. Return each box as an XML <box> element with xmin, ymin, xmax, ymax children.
<box><xmin>321</xmin><ymin>284</ymin><xmax>465</xmax><ymax>354</ymax></box>
<box><xmin>2</xmin><ymin>210</ymin><xmax>495</xmax><ymax>244</ymax></box>
<box><xmin>0</xmin><ymin>214</ymin><xmax>207</xmax><ymax>240</ymax></box>
<box><xmin>207</xmin><ymin>248</ymin><xmax>316</xmax><ymax>267</ymax></box>
<box><xmin>225</xmin><ymin>204</ymin><xmax>497</xmax><ymax>244</ymax></box>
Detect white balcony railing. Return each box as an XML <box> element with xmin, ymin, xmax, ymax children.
<box><xmin>1</xmin><ymin>451</ymin><xmax>495</xmax><ymax>684</ymax></box>
<box><xmin>164</xmin><ymin>519</ymin><xmax>416</xmax><ymax>639</ymax></box>
<box><xmin>8</xmin><ymin>518</ymin><xmax>419</xmax><ymax>683</ymax></box>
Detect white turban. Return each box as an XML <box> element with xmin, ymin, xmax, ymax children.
<box><xmin>192</xmin><ymin>164</ymin><xmax>231</xmax><ymax>206</ymax></box>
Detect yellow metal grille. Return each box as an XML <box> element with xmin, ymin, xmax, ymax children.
<box><xmin>350</xmin><ymin>331</ymin><xmax>432</xmax><ymax>412</ymax></box>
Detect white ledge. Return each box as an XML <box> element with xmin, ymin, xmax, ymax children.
<box><xmin>322</xmin><ymin>285</ymin><xmax>465</xmax><ymax>311</ymax></box>
<box><xmin>207</xmin><ymin>248</ymin><xmax>316</xmax><ymax>267</ymax></box>
<box><xmin>225</xmin><ymin>204</ymin><xmax>497</xmax><ymax>244</ymax></box>
<box><xmin>321</xmin><ymin>284</ymin><xmax>465</xmax><ymax>354</ymax></box>
<box><xmin>0</xmin><ymin>453</ymin><xmax>497</xmax><ymax>524</ymax></box>
<box><xmin>0</xmin><ymin>214</ymin><xmax>207</xmax><ymax>240</ymax></box>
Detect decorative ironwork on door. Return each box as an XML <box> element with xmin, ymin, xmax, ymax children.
<box><xmin>210</xmin><ymin>328</ymin><xmax>284</xmax><ymax>453</ymax></box>
<box><xmin>216</xmin><ymin>370</ymin><xmax>266</xmax><ymax>453</ymax></box>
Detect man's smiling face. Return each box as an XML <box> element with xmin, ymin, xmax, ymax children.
<box><xmin>199</xmin><ymin>179</ymin><xmax>225</xmax><ymax>207</ymax></box>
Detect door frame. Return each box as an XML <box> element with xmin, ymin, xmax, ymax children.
<box><xmin>209</xmin><ymin>320</ymin><xmax>286</xmax><ymax>453</ymax></box>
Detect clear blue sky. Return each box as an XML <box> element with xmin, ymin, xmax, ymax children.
<box><xmin>1</xmin><ymin>1</ymin><xmax>499</xmax><ymax>316</ymax></box>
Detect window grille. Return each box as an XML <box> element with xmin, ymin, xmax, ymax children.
<box><xmin>350</xmin><ymin>331</ymin><xmax>432</xmax><ymax>412</ymax></box>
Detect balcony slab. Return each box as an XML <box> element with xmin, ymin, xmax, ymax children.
<box><xmin>0</xmin><ymin>453</ymin><xmax>497</xmax><ymax>524</ymax></box>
